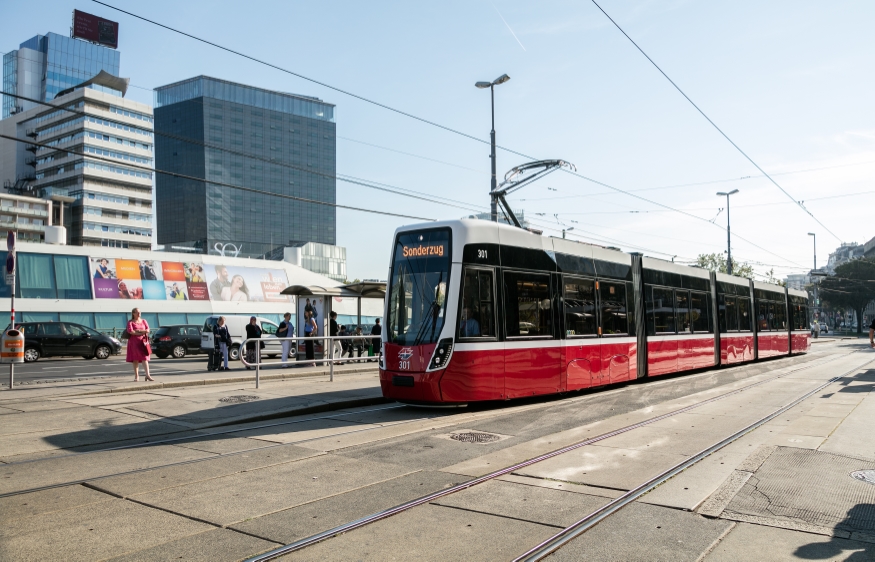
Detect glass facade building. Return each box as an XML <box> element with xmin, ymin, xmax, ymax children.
<box><xmin>2</xmin><ymin>32</ymin><xmax>121</xmax><ymax>119</ymax></box>
<box><xmin>154</xmin><ymin>76</ymin><xmax>337</xmax><ymax>259</ymax></box>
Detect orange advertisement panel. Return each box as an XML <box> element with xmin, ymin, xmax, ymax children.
<box><xmin>114</xmin><ymin>259</ymin><xmax>141</xmax><ymax>280</ymax></box>
<box><xmin>162</xmin><ymin>262</ymin><xmax>187</xmax><ymax>281</ymax></box>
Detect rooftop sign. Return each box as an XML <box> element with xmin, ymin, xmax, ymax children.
<box><xmin>71</xmin><ymin>10</ymin><xmax>119</xmax><ymax>49</ymax></box>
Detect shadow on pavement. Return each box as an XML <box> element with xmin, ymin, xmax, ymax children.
<box><xmin>794</xmin><ymin>504</ymin><xmax>875</xmax><ymax>560</ymax></box>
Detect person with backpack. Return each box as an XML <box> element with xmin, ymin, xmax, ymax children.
<box><xmin>278</xmin><ymin>312</ymin><xmax>294</xmax><ymax>367</ymax></box>
<box><xmin>214</xmin><ymin>316</ymin><xmax>231</xmax><ymax>371</ymax></box>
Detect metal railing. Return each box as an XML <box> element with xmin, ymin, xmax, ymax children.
<box><xmin>239</xmin><ymin>335</ymin><xmax>381</xmax><ymax>388</ymax></box>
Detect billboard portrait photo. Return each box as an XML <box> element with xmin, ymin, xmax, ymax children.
<box><xmin>205</xmin><ymin>264</ymin><xmax>290</xmax><ymax>303</ymax></box>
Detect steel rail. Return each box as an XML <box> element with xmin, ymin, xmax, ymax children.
<box><xmin>244</xmin><ymin>350</ymin><xmax>841</xmax><ymax>561</ymax></box>
<box><xmin>514</xmin><ymin>355</ymin><xmax>875</xmax><ymax>561</ymax></box>
<box><xmin>0</xmin><ymin>406</ymin><xmax>438</xmax><ymax>499</ymax></box>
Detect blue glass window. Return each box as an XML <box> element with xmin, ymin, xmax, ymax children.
<box><xmin>60</xmin><ymin>313</ymin><xmax>95</xmax><ymax>328</ymax></box>
<box><xmin>95</xmin><ymin>313</ymin><xmax>128</xmax><ymax>331</ymax></box>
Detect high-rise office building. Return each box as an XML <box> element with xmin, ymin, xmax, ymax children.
<box><xmin>2</xmin><ymin>32</ymin><xmax>121</xmax><ymax>120</ymax></box>
<box><xmin>153</xmin><ymin>76</ymin><xmax>336</xmax><ymax>259</ymax></box>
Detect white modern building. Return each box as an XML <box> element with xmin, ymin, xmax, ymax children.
<box><xmin>0</xmin><ymin>78</ymin><xmax>154</xmax><ymax>250</ymax></box>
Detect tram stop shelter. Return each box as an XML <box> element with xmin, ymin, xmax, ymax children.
<box><xmin>281</xmin><ymin>282</ymin><xmax>386</xmax><ymax>359</ymax></box>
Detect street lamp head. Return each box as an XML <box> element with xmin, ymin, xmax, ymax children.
<box><xmin>808</xmin><ymin>232</ymin><xmax>815</xmax><ymax>236</ymax></box>
<box><xmin>727</xmin><ymin>189</ymin><xmax>739</xmax><ymax>196</ymax></box>
<box><xmin>716</xmin><ymin>189</ymin><xmax>739</xmax><ymax>197</ymax></box>
<box><xmin>493</xmin><ymin>74</ymin><xmax>510</xmax><ymax>86</ymax></box>
<box><xmin>566</xmin><ymin>227</ymin><xmax>574</xmax><ymax>232</ymax></box>
<box><xmin>475</xmin><ymin>81</ymin><xmax>492</xmax><ymax>89</ymax></box>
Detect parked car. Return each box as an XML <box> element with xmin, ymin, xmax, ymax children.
<box><xmin>203</xmin><ymin>315</ymin><xmax>292</xmax><ymax>361</ymax></box>
<box><xmin>14</xmin><ymin>321</ymin><xmax>122</xmax><ymax>362</ymax></box>
<box><xmin>151</xmin><ymin>325</ymin><xmax>204</xmax><ymax>359</ymax></box>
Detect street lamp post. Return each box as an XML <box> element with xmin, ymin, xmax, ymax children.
<box><xmin>809</xmin><ymin>232</ymin><xmax>818</xmax><ymax>324</ymax></box>
<box><xmin>716</xmin><ymin>189</ymin><xmax>739</xmax><ymax>275</ymax></box>
<box><xmin>562</xmin><ymin>226</ymin><xmax>574</xmax><ymax>239</ymax></box>
<box><xmin>476</xmin><ymin>74</ymin><xmax>510</xmax><ymax>222</ymax></box>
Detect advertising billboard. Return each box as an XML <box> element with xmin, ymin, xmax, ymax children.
<box><xmin>91</xmin><ymin>258</ymin><xmax>290</xmax><ymax>302</ymax></box>
<box><xmin>72</xmin><ymin>10</ymin><xmax>119</xmax><ymax>49</ymax></box>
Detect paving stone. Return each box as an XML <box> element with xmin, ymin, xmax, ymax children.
<box><xmin>131</xmin><ymin>454</ymin><xmax>413</xmax><ymax>526</ymax></box>
<box><xmin>704</xmin><ymin>521</ymin><xmax>875</xmax><ymax>561</ymax></box>
<box><xmin>0</xmin><ymin>443</ymin><xmax>216</xmax><ymax>495</ymax></box>
<box><xmin>231</xmin><ymin>417</ymin><xmax>381</xmax><ymax>444</ymax></box>
<box><xmin>546</xmin><ymin>502</ymin><xmax>733</xmax><ymax>562</ymax></box>
<box><xmin>172</xmin><ymin>435</ymin><xmax>268</xmax><ymax>455</ymax></box>
<box><xmin>433</xmin><ymin>479</ymin><xmax>608</xmax><ymax>527</ymax></box>
<box><xmin>232</xmin><ymin>470</ymin><xmax>466</xmax><ymax>543</ymax></box>
<box><xmin>89</xmin><ymin>444</ymin><xmax>321</xmax><ymax>497</ymax></box>
<box><xmin>0</xmin><ymin>484</ymin><xmax>111</xmax><ymax>524</ymax></box>
<box><xmin>104</xmin><ymin>528</ymin><xmax>280</xmax><ymax>562</ymax></box>
<box><xmin>278</xmin><ymin>502</ymin><xmax>557</xmax><ymax>561</ymax></box>
<box><xmin>0</xmin><ymin>497</ymin><xmax>212</xmax><ymax>561</ymax></box>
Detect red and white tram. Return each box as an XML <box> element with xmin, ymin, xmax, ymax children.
<box><xmin>379</xmin><ymin>220</ymin><xmax>810</xmax><ymax>404</ymax></box>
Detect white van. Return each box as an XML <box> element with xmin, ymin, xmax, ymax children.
<box><xmin>203</xmin><ymin>315</ymin><xmax>294</xmax><ymax>361</ymax></box>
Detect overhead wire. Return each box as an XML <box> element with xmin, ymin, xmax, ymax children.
<box><xmin>1</xmin><ymin>90</ymin><xmax>486</xmax><ymax>215</ymax></box>
<box><xmin>589</xmin><ymin>0</ymin><xmax>842</xmax><ymax>242</ymax></box>
<box><xmin>17</xmin><ymin>5</ymin><xmax>811</xmax><ymax>267</ymax></box>
<box><xmin>0</xmin><ymin>133</ymin><xmax>436</xmax><ymax>222</ymax></box>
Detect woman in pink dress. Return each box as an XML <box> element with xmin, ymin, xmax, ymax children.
<box><xmin>126</xmin><ymin>308</ymin><xmax>154</xmax><ymax>381</ymax></box>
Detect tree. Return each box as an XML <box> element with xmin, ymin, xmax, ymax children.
<box><xmin>819</xmin><ymin>258</ymin><xmax>875</xmax><ymax>334</ymax></box>
<box><xmin>694</xmin><ymin>253</ymin><xmax>755</xmax><ymax>279</ymax></box>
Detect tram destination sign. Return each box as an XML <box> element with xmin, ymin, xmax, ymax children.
<box><xmin>401</xmin><ymin>243</ymin><xmax>446</xmax><ymax>258</ymax></box>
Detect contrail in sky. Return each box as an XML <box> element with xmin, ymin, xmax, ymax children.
<box><xmin>490</xmin><ymin>1</ymin><xmax>527</xmax><ymax>51</ymax></box>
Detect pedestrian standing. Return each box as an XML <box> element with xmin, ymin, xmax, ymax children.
<box><xmin>370</xmin><ymin>317</ymin><xmax>382</xmax><ymax>362</ymax></box>
<box><xmin>126</xmin><ymin>308</ymin><xmax>154</xmax><ymax>381</ymax></box>
<box><xmin>244</xmin><ymin>316</ymin><xmax>263</xmax><ymax>370</ymax></box>
<box><xmin>304</xmin><ymin>310</ymin><xmax>318</xmax><ymax>367</ymax></box>
<box><xmin>338</xmin><ymin>324</ymin><xmax>349</xmax><ymax>359</ymax></box>
<box><xmin>869</xmin><ymin>317</ymin><xmax>874</xmax><ymax>349</ymax></box>
<box><xmin>215</xmin><ymin>316</ymin><xmax>230</xmax><ymax>371</ymax></box>
<box><xmin>329</xmin><ymin>311</ymin><xmax>342</xmax><ymax>363</ymax></box>
<box><xmin>353</xmin><ymin>326</ymin><xmax>366</xmax><ymax>361</ymax></box>
<box><xmin>278</xmin><ymin>312</ymin><xmax>294</xmax><ymax>367</ymax></box>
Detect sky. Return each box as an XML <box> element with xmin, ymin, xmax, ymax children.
<box><xmin>4</xmin><ymin>0</ymin><xmax>874</xmax><ymax>281</ymax></box>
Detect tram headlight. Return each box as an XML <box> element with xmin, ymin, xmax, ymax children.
<box><xmin>428</xmin><ymin>338</ymin><xmax>454</xmax><ymax>371</ymax></box>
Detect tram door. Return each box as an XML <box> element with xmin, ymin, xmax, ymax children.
<box><xmin>562</xmin><ymin>277</ymin><xmax>601</xmax><ymax>390</ymax></box>
<box><xmin>503</xmin><ymin>270</ymin><xmax>562</xmax><ymax>398</ymax></box>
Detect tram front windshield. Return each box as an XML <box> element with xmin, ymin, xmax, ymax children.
<box><xmin>387</xmin><ymin>229</ymin><xmax>451</xmax><ymax>346</ymax></box>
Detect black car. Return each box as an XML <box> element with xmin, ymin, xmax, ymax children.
<box><xmin>16</xmin><ymin>322</ymin><xmax>122</xmax><ymax>362</ymax></box>
<box><xmin>152</xmin><ymin>325</ymin><xmax>203</xmax><ymax>359</ymax></box>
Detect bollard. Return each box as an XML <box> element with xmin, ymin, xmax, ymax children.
<box><xmin>329</xmin><ymin>338</ymin><xmax>334</xmax><ymax>382</ymax></box>
<box><xmin>255</xmin><ymin>342</ymin><xmax>260</xmax><ymax>389</ymax></box>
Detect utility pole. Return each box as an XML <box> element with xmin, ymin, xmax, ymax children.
<box><xmin>717</xmin><ymin>190</ymin><xmax>739</xmax><ymax>275</ymax></box>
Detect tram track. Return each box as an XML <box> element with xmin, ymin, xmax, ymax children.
<box><xmin>1</xmin><ymin>351</ymin><xmax>834</xmax><ymax>501</ymax></box>
<box><xmin>243</xmin><ymin>350</ymin><xmax>869</xmax><ymax>561</ymax></box>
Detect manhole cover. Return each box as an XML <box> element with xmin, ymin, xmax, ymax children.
<box><xmin>850</xmin><ymin>470</ymin><xmax>875</xmax><ymax>485</ymax></box>
<box><xmin>450</xmin><ymin>432</ymin><xmax>502</xmax><ymax>444</ymax></box>
<box><xmin>219</xmin><ymin>395</ymin><xmax>260</xmax><ymax>404</ymax></box>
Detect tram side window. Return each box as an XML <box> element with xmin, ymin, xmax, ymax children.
<box><xmin>691</xmin><ymin>291</ymin><xmax>712</xmax><ymax>333</ymax></box>
<box><xmin>504</xmin><ymin>271</ymin><xmax>552</xmax><ymax>338</ymax></box>
<box><xmin>738</xmin><ymin>297</ymin><xmax>751</xmax><ymax>331</ymax></box>
<box><xmin>459</xmin><ymin>268</ymin><xmax>495</xmax><ymax>338</ymax></box>
<box><xmin>775</xmin><ymin>302</ymin><xmax>787</xmax><ymax>330</ymax></box>
<box><xmin>793</xmin><ymin>304</ymin><xmax>808</xmax><ymax>330</ymax></box>
<box><xmin>599</xmin><ymin>281</ymin><xmax>628</xmax><ymax>335</ymax></box>
<box><xmin>650</xmin><ymin>287</ymin><xmax>676</xmax><ymax>334</ymax></box>
<box><xmin>758</xmin><ymin>301</ymin><xmax>770</xmax><ymax>331</ymax></box>
<box><xmin>676</xmin><ymin>290</ymin><xmax>691</xmax><ymax>333</ymax></box>
<box><xmin>768</xmin><ymin>302</ymin><xmax>778</xmax><ymax>331</ymax></box>
<box><xmin>564</xmin><ymin>278</ymin><xmax>597</xmax><ymax>337</ymax></box>
<box><xmin>724</xmin><ymin>296</ymin><xmax>738</xmax><ymax>332</ymax></box>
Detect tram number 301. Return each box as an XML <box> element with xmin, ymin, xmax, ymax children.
<box><xmin>477</xmin><ymin>249</ymin><xmax>488</xmax><ymax>259</ymax></box>
<box><xmin>399</xmin><ymin>361</ymin><xmax>411</xmax><ymax>370</ymax></box>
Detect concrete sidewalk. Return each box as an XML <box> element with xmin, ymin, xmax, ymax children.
<box><xmin>0</xmin><ymin>369</ymin><xmax>385</xmax><ymax>463</ymax></box>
